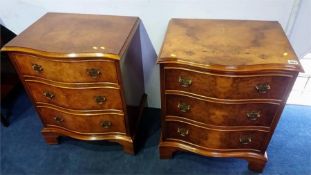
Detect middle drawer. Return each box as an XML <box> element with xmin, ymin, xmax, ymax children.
<box><xmin>166</xmin><ymin>94</ymin><xmax>280</xmax><ymax>127</ymax></box>
<box><xmin>26</xmin><ymin>80</ymin><xmax>123</xmax><ymax>110</ymax></box>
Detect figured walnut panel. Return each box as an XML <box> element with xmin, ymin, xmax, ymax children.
<box><xmin>26</xmin><ymin>80</ymin><xmax>123</xmax><ymax>111</ymax></box>
<box><xmin>165</xmin><ymin>67</ymin><xmax>292</xmax><ymax>100</ymax></box>
<box><xmin>3</xmin><ymin>13</ymin><xmax>138</xmax><ymax>57</ymax></box>
<box><xmin>165</xmin><ymin>120</ymin><xmax>268</xmax><ymax>152</ymax></box>
<box><xmin>159</xmin><ymin>19</ymin><xmax>302</xmax><ymax>72</ymax></box>
<box><xmin>1</xmin><ymin>13</ymin><xmax>146</xmax><ymax>155</ymax></box>
<box><xmin>12</xmin><ymin>53</ymin><xmax>119</xmax><ymax>84</ymax></box>
<box><xmin>158</xmin><ymin>18</ymin><xmax>302</xmax><ymax>172</ymax></box>
<box><xmin>38</xmin><ymin>106</ymin><xmax>126</xmax><ymax>134</ymax></box>
<box><xmin>166</xmin><ymin>93</ymin><xmax>280</xmax><ymax>127</ymax></box>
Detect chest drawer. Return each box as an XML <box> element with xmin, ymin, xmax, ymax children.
<box><xmin>12</xmin><ymin>53</ymin><xmax>118</xmax><ymax>83</ymax></box>
<box><xmin>165</xmin><ymin>120</ymin><xmax>268</xmax><ymax>151</ymax></box>
<box><xmin>26</xmin><ymin>80</ymin><xmax>123</xmax><ymax>110</ymax></box>
<box><xmin>38</xmin><ymin>107</ymin><xmax>126</xmax><ymax>133</ymax></box>
<box><xmin>165</xmin><ymin>67</ymin><xmax>292</xmax><ymax>100</ymax></box>
<box><xmin>166</xmin><ymin>94</ymin><xmax>279</xmax><ymax>127</ymax></box>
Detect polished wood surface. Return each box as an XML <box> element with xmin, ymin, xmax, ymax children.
<box><xmin>166</xmin><ymin>93</ymin><xmax>280</xmax><ymax>128</ymax></box>
<box><xmin>158</xmin><ymin>19</ymin><xmax>302</xmax><ymax>172</ymax></box>
<box><xmin>2</xmin><ymin>13</ymin><xmax>138</xmax><ymax>59</ymax></box>
<box><xmin>165</xmin><ymin>119</ymin><xmax>268</xmax><ymax>151</ymax></box>
<box><xmin>38</xmin><ymin>106</ymin><xmax>126</xmax><ymax>133</ymax></box>
<box><xmin>1</xmin><ymin>13</ymin><xmax>147</xmax><ymax>154</ymax></box>
<box><xmin>158</xmin><ymin>19</ymin><xmax>303</xmax><ymax>72</ymax></box>
<box><xmin>26</xmin><ymin>80</ymin><xmax>123</xmax><ymax>110</ymax></box>
<box><xmin>165</xmin><ymin>66</ymin><xmax>292</xmax><ymax>100</ymax></box>
<box><xmin>12</xmin><ymin>53</ymin><xmax>119</xmax><ymax>84</ymax></box>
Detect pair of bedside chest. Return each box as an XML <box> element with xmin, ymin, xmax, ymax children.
<box><xmin>1</xmin><ymin>13</ymin><xmax>303</xmax><ymax>173</ymax></box>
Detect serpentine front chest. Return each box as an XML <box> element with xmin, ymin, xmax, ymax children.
<box><xmin>1</xmin><ymin>12</ymin><xmax>146</xmax><ymax>154</ymax></box>
<box><xmin>158</xmin><ymin>19</ymin><xmax>303</xmax><ymax>172</ymax></box>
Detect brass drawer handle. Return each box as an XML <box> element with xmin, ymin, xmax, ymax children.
<box><xmin>95</xmin><ymin>96</ymin><xmax>106</xmax><ymax>104</ymax></box>
<box><xmin>240</xmin><ymin>136</ymin><xmax>252</xmax><ymax>145</ymax></box>
<box><xmin>54</xmin><ymin>116</ymin><xmax>64</xmax><ymax>124</ymax></box>
<box><xmin>101</xmin><ymin>120</ymin><xmax>112</xmax><ymax>128</ymax></box>
<box><xmin>178</xmin><ymin>102</ymin><xmax>191</xmax><ymax>113</ymax></box>
<box><xmin>177</xmin><ymin>127</ymin><xmax>189</xmax><ymax>137</ymax></box>
<box><xmin>43</xmin><ymin>91</ymin><xmax>55</xmax><ymax>100</ymax></box>
<box><xmin>179</xmin><ymin>76</ymin><xmax>192</xmax><ymax>88</ymax></box>
<box><xmin>255</xmin><ymin>83</ymin><xmax>270</xmax><ymax>93</ymax></box>
<box><xmin>246</xmin><ymin>111</ymin><xmax>261</xmax><ymax>121</ymax></box>
<box><xmin>87</xmin><ymin>68</ymin><xmax>101</xmax><ymax>78</ymax></box>
<box><xmin>32</xmin><ymin>64</ymin><xmax>43</xmax><ymax>74</ymax></box>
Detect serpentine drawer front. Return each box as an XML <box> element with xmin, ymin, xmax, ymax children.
<box><xmin>165</xmin><ymin>119</ymin><xmax>268</xmax><ymax>151</ymax></box>
<box><xmin>166</xmin><ymin>93</ymin><xmax>280</xmax><ymax>128</ymax></box>
<box><xmin>25</xmin><ymin>80</ymin><xmax>123</xmax><ymax>110</ymax></box>
<box><xmin>165</xmin><ymin>67</ymin><xmax>292</xmax><ymax>100</ymax></box>
<box><xmin>158</xmin><ymin>19</ymin><xmax>303</xmax><ymax>172</ymax></box>
<box><xmin>1</xmin><ymin>13</ymin><xmax>148</xmax><ymax>155</ymax></box>
<box><xmin>38</xmin><ymin>107</ymin><xmax>126</xmax><ymax>134</ymax></box>
<box><xmin>12</xmin><ymin>53</ymin><xmax>119</xmax><ymax>83</ymax></box>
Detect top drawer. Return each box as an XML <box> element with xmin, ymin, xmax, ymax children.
<box><xmin>12</xmin><ymin>53</ymin><xmax>119</xmax><ymax>84</ymax></box>
<box><xmin>164</xmin><ymin>67</ymin><xmax>293</xmax><ymax>100</ymax></box>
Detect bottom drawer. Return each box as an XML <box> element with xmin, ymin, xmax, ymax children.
<box><xmin>38</xmin><ymin>107</ymin><xmax>126</xmax><ymax>134</ymax></box>
<box><xmin>164</xmin><ymin>120</ymin><xmax>268</xmax><ymax>151</ymax></box>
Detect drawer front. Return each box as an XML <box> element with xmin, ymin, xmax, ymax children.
<box><xmin>26</xmin><ymin>81</ymin><xmax>123</xmax><ymax>110</ymax></box>
<box><xmin>13</xmin><ymin>53</ymin><xmax>118</xmax><ymax>83</ymax></box>
<box><xmin>165</xmin><ymin>67</ymin><xmax>292</xmax><ymax>100</ymax></box>
<box><xmin>166</xmin><ymin>94</ymin><xmax>279</xmax><ymax>127</ymax></box>
<box><xmin>165</xmin><ymin>121</ymin><xmax>268</xmax><ymax>151</ymax></box>
<box><xmin>38</xmin><ymin>107</ymin><xmax>126</xmax><ymax>133</ymax></box>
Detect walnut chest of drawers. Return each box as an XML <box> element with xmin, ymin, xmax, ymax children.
<box><xmin>1</xmin><ymin>13</ymin><xmax>147</xmax><ymax>154</ymax></box>
<box><xmin>158</xmin><ymin>19</ymin><xmax>303</xmax><ymax>172</ymax></box>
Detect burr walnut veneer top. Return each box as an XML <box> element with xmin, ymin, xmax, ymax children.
<box><xmin>2</xmin><ymin>13</ymin><xmax>139</xmax><ymax>59</ymax></box>
<box><xmin>158</xmin><ymin>19</ymin><xmax>303</xmax><ymax>72</ymax></box>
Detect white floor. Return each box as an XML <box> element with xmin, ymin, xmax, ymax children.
<box><xmin>287</xmin><ymin>54</ymin><xmax>311</xmax><ymax>106</ymax></box>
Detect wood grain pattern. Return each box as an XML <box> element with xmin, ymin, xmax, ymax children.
<box><xmin>12</xmin><ymin>53</ymin><xmax>119</xmax><ymax>84</ymax></box>
<box><xmin>41</xmin><ymin>127</ymin><xmax>135</xmax><ymax>154</ymax></box>
<box><xmin>159</xmin><ymin>140</ymin><xmax>268</xmax><ymax>173</ymax></box>
<box><xmin>166</xmin><ymin>93</ymin><xmax>280</xmax><ymax>128</ymax></box>
<box><xmin>1</xmin><ymin>13</ymin><xmax>139</xmax><ymax>58</ymax></box>
<box><xmin>165</xmin><ymin>67</ymin><xmax>292</xmax><ymax>100</ymax></box>
<box><xmin>158</xmin><ymin>19</ymin><xmax>303</xmax><ymax>72</ymax></box>
<box><xmin>158</xmin><ymin>18</ymin><xmax>302</xmax><ymax>172</ymax></box>
<box><xmin>38</xmin><ymin>106</ymin><xmax>126</xmax><ymax>133</ymax></box>
<box><xmin>164</xmin><ymin>119</ymin><xmax>268</xmax><ymax>152</ymax></box>
<box><xmin>1</xmin><ymin>13</ymin><xmax>147</xmax><ymax>155</ymax></box>
<box><xmin>25</xmin><ymin>80</ymin><xmax>123</xmax><ymax>110</ymax></box>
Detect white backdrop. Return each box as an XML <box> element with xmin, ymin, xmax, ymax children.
<box><xmin>290</xmin><ymin>0</ymin><xmax>311</xmax><ymax>58</ymax></box>
<box><xmin>0</xmin><ymin>0</ymin><xmax>306</xmax><ymax>108</ymax></box>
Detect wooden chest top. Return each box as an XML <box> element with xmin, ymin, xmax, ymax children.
<box><xmin>158</xmin><ymin>19</ymin><xmax>303</xmax><ymax>72</ymax></box>
<box><xmin>2</xmin><ymin>13</ymin><xmax>139</xmax><ymax>59</ymax></box>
